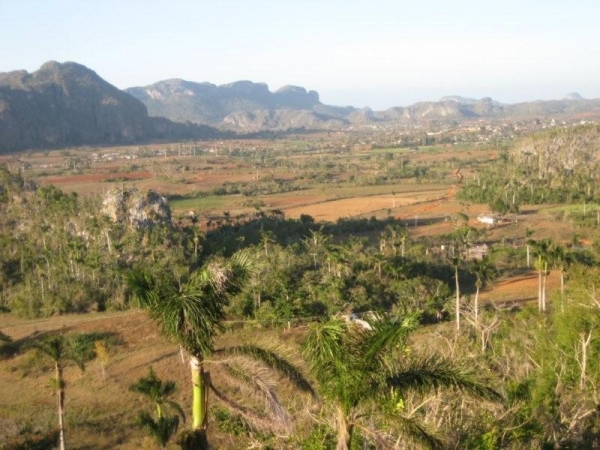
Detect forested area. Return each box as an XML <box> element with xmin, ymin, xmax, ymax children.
<box><xmin>0</xmin><ymin>165</ymin><xmax>469</xmax><ymax>321</ymax></box>
<box><xmin>458</xmin><ymin>124</ymin><xmax>600</xmax><ymax>213</ymax></box>
<box><xmin>2</xmin><ymin>125</ymin><xmax>600</xmax><ymax>449</ymax></box>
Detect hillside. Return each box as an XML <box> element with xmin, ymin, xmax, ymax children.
<box><xmin>128</xmin><ymin>76</ymin><xmax>600</xmax><ymax>131</ymax></box>
<box><xmin>511</xmin><ymin>124</ymin><xmax>600</xmax><ymax>179</ymax></box>
<box><xmin>2</xmin><ymin>61</ymin><xmax>600</xmax><ymax>151</ymax></box>
<box><xmin>0</xmin><ymin>62</ymin><xmax>219</xmax><ymax>153</ymax></box>
<box><xmin>126</xmin><ymin>78</ymin><xmax>350</xmax><ymax>131</ymax></box>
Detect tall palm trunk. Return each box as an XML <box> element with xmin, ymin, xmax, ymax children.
<box><xmin>455</xmin><ymin>265</ymin><xmax>460</xmax><ymax>331</ymax></box>
<box><xmin>474</xmin><ymin>283</ymin><xmax>480</xmax><ymax>324</ymax></box>
<box><xmin>541</xmin><ymin>263</ymin><xmax>547</xmax><ymax>312</ymax></box>
<box><xmin>55</xmin><ymin>361</ymin><xmax>66</xmax><ymax>450</ymax></box>
<box><xmin>190</xmin><ymin>356</ymin><xmax>208</xmax><ymax>430</ymax></box>
<box><xmin>538</xmin><ymin>261</ymin><xmax>544</xmax><ymax>311</ymax></box>
<box><xmin>560</xmin><ymin>269</ymin><xmax>565</xmax><ymax>312</ymax></box>
<box><xmin>336</xmin><ymin>407</ymin><xmax>353</xmax><ymax>450</ymax></box>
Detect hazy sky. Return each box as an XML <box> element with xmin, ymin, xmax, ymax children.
<box><xmin>1</xmin><ymin>0</ymin><xmax>599</xmax><ymax>109</ymax></box>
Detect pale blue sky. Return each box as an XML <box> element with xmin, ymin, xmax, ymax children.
<box><xmin>1</xmin><ymin>0</ymin><xmax>599</xmax><ymax>109</ymax></box>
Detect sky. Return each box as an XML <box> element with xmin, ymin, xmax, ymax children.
<box><xmin>1</xmin><ymin>0</ymin><xmax>599</xmax><ymax>110</ymax></box>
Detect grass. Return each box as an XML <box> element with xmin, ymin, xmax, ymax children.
<box><xmin>0</xmin><ymin>262</ymin><xmax>547</xmax><ymax>449</ymax></box>
<box><xmin>168</xmin><ymin>180</ymin><xmax>451</xmax><ymax>218</ymax></box>
<box><xmin>0</xmin><ymin>311</ymin><xmax>311</xmax><ymax>449</ymax></box>
<box><xmin>545</xmin><ymin>203</ymin><xmax>600</xmax><ymax>213</ymax></box>
<box><xmin>169</xmin><ymin>195</ymin><xmax>239</xmax><ymax>213</ymax></box>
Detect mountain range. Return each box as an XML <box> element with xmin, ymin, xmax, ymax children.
<box><xmin>1</xmin><ymin>61</ymin><xmax>600</xmax><ymax>152</ymax></box>
<box><xmin>127</xmin><ymin>80</ymin><xmax>600</xmax><ymax>132</ymax></box>
<box><xmin>0</xmin><ymin>62</ymin><xmax>219</xmax><ymax>153</ymax></box>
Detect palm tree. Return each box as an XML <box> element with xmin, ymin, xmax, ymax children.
<box><xmin>525</xmin><ymin>228</ymin><xmax>534</xmax><ymax>268</ymax></box>
<box><xmin>303</xmin><ymin>314</ymin><xmax>500</xmax><ymax>450</ymax></box>
<box><xmin>128</xmin><ymin>250</ymin><xmax>313</xmax><ymax>445</ymax></box>
<box><xmin>31</xmin><ymin>334</ymin><xmax>90</xmax><ymax>450</ymax></box>
<box><xmin>130</xmin><ymin>367</ymin><xmax>185</xmax><ymax>449</ymax></box>
<box><xmin>550</xmin><ymin>242</ymin><xmax>572</xmax><ymax>312</ymax></box>
<box><xmin>450</xmin><ymin>226</ymin><xmax>475</xmax><ymax>331</ymax></box>
<box><xmin>302</xmin><ymin>230</ymin><xmax>331</xmax><ymax>269</ymax></box>
<box><xmin>469</xmin><ymin>257</ymin><xmax>496</xmax><ymax>323</ymax></box>
<box><xmin>382</xmin><ymin>224</ymin><xmax>408</xmax><ymax>257</ymax></box>
<box><xmin>451</xmin><ymin>255</ymin><xmax>462</xmax><ymax>331</ymax></box>
<box><xmin>399</xmin><ymin>226</ymin><xmax>409</xmax><ymax>258</ymax></box>
<box><xmin>530</xmin><ymin>239</ymin><xmax>552</xmax><ymax>312</ymax></box>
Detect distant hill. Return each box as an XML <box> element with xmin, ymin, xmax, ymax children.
<box><xmin>128</xmin><ymin>79</ymin><xmax>513</xmax><ymax>130</ymax></box>
<box><xmin>371</xmin><ymin>96</ymin><xmax>600</xmax><ymax>123</ymax></box>
<box><xmin>512</xmin><ymin>124</ymin><xmax>600</xmax><ymax>179</ymax></box>
<box><xmin>126</xmin><ymin>79</ymin><xmax>350</xmax><ymax>131</ymax></box>
<box><xmin>563</xmin><ymin>92</ymin><xmax>584</xmax><ymax>101</ymax></box>
<box><xmin>2</xmin><ymin>60</ymin><xmax>600</xmax><ymax>152</ymax></box>
<box><xmin>502</xmin><ymin>97</ymin><xmax>600</xmax><ymax>118</ymax></box>
<box><xmin>129</xmin><ymin>76</ymin><xmax>600</xmax><ymax>131</ymax></box>
<box><xmin>0</xmin><ymin>62</ymin><xmax>219</xmax><ymax>153</ymax></box>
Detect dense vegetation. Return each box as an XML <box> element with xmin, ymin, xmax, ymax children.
<box><xmin>3</xmin><ymin>124</ymin><xmax>600</xmax><ymax>448</ymax></box>
<box><xmin>0</xmin><ymin>167</ymin><xmax>199</xmax><ymax>316</ymax></box>
<box><xmin>0</xmin><ymin>165</ymin><xmax>462</xmax><ymax>320</ymax></box>
<box><xmin>459</xmin><ymin>125</ymin><xmax>600</xmax><ymax>212</ymax></box>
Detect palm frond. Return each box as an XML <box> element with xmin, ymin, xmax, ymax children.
<box><xmin>31</xmin><ymin>335</ymin><xmax>63</xmax><ymax>362</ymax></box>
<box><xmin>127</xmin><ymin>270</ymin><xmax>159</xmax><ymax>308</ymax></box>
<box><xmin>208</xmin><ymin>378</ymin><xmax>282</xmax><ymax>432</ymax></box>
<box><xmin>128</xmin><ymin>251</ymin><xmax>256</xmax><ymax>357</ymax></box>
<box><xmin>30</xmin><ymin>334</ymin><xmax>93</xmax><ymax>370</ymax></box>
<box><xmin>222</xmin><ymin>345</ymin><xmax>315</xmax><ymax>396</ymax></box>
<box><xmin>374</xmin><ymin>413</ymin><xmax>444</xmax><ymax>450</ymax></box>
<box><xmin>165</xmin><ymin>400</ymin><xmax>186</xmax><ymax>423</ymax></box>
<box><xmin>138</xmin><ymin>410</ymin><xmax>180</xmax><ymax>448</ymax></box>
<box><xmin>130</xmin><ymin>367</ymin><xmax>177</xmax><ymax>398</ymax></box>
<box><xmin>387</xmin><ymin>355</ymin><xmax>502</xmax><ymax>402</ymax></box>
<box><xmin>359</xmin><ymin>313</ymin><xmax>420</xmax><ymax>364</ymax></box>
<box><xmin>130</xmin><ymin>367</ymin><xmax>185</xmax><ymax>422</ymax></box>
<box><xmin>219</xmin><ymin>359</ymin><xmax>291</xmax><ymax>430</ymax></box>
<box><xmin>223</xmin><ymin>249</ymin><xmax>257</xmax><ymax>293</ymax></box>
<box><xmin>170</xmin><ymin>272</ymin><xmax>226</xmax><ymax>355</ymax></box>
<box><xmin>203</xmin><ymin>249</ymin><xmax>256</xmax><ymax>295</ymax></box>
<box><xmin>302</xmin><ymin>320</ymin><xmax>346</xmax><ymax>370</ymax></box>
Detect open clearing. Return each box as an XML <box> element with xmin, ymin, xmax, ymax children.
<box><xmin>0</xmin><ymin>311</ymin><xmax>309</xmax><ymax>449</ymax></box>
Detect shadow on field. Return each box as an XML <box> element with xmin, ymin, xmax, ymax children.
<box><xmin>201</xmin><ymin>215</ymin><xmax>409</xmax><ymax>257</ymax></box>
<box><xmin>398</xmin><ymin>216</ymin><xmax>449</xmax><ymax>228</ymax></box>
<box><xmin>0</xmin><ymin>329</ymin><xmax>121</xmax><ymax>360</ymax></box>
<box><xmin>130</xmin><ymin>349</ymin><xmax>179</xmax><ymax>371</ymax></box>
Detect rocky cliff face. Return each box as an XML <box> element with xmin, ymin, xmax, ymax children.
<box><xmin>0</xmin><ymin>62</ymin><xmax>152</xmax><ymax>152</ymax></box>
<box><xmin>0</xmin><ymin>62</ymin><xmax>220</xmax><ymax>153</ymax></box>
<box><xmin>101</xmin><ymin>188</ymin><xmax>171</xmax><ymax>230</ymax></box>
<box><xmin>126</xmin><ymin>78</ymin><xmax>325</xmax><ymax>127</ymax></box>
<box><xmin>130</xmin><ymin>79</ymin><xmax>556</xmax><ymax>130</ymax></box>
<box><xmin>512</xmin><ymin>124</ymin><xmax>600</xmax><ymax>179</ymax></box>
<box><xmin>273</xmin><ymin>85</ymin><xmax>320</xmax><ymax>109</ymax></box>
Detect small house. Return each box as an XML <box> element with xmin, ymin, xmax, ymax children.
<box><xmin>477</xmin><ymin>214</ymin><xmax>500</xmax><ymax>226</ymax></box>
